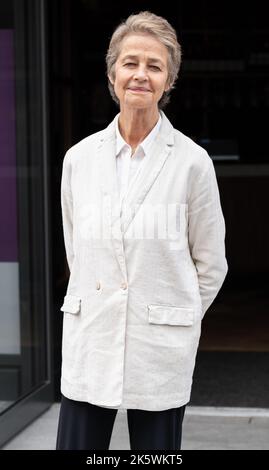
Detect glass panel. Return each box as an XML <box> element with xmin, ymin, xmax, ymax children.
<box><xmin>173</xmin><ymin>2</ymin><xmax>269</xmax><ymax>163</ymax></box>
<box><xmin>0</xmin><ymin>26</ymin><xmax>20</xmax><ymax>358</ymax></box>
<box><xmin>0</xmin><ymin>0</ymin><xmax>49</xmax><ymax>414</ymax></box>
<box><xmin>0</xmin><ymin>0</ymin><xmax>20</xmax><ymax>412</ymax></box>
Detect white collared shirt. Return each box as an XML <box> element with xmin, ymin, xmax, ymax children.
<box><xmin>115</xmin><ymin>114</ymin><xmax>162</xmax><ymax>204</ymax></box>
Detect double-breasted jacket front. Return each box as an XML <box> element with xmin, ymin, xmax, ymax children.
<box><xmin>60</xmin><ymin>111</ymin><xmax>228</xmax><ymax>411</ymax></box>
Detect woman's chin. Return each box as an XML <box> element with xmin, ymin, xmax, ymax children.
<box><xmin>123</xmin><ymin>96</ymin><xmax>153</xmax><ymax>109</ymax></box>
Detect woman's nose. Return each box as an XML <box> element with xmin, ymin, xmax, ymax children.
<box><xmin>133</xmin><ymin>66</ymin><xmax>148</xmax><ymax>80</ymax></box>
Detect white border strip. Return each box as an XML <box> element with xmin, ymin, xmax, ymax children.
<box><xmin>186</xmin><ymin>406</ymin><xmax>269</xmax><ymax>417</ymax></box>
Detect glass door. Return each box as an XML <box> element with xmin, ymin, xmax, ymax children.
<box><xmin>0</xmin><ymin>0</ymin><xmax>53</xmax><ymax>446</ymax></box>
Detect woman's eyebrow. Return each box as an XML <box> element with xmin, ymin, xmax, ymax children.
<box><xmin>121</xmin><ymin>54</ymin><xmax>164</xmax><ymax>66</ymax></box>
<box><xmin>121</xmin><ymin>54</ymin><xmax>138</xmax><ymax>61</ymax></box>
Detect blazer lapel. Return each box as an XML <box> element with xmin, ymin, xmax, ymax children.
<box><xmin>120</xmin><ymin>112</ymin><xmax>174</xmax><ymax>234</ymax></box>
<box><xmin>97</xmin><ymin>117</ymin><xmax>128</xmax><ymax>278</ymax></box>
<box><xmin>97</xmin><ymin>112</ymin><xmax>175</xmax><ymax>241</ymax></box>
<box><xmin>97</xmin><ymin>117</ymin><xmax>122</xmax><ymax>234</ymax></box>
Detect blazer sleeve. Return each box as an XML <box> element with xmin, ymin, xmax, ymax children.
<box><xmin>188</xmin><ymin>153</ymin><xmax>228</xmax><ymax>318</ymax></box>
<box><xmin>61</xmin><ymin>149</ymin><xmax>74</xmax><ymax>272</ymax></box>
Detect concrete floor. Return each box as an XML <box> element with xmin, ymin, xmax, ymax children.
<box><xmin>1</xmin><ymin>404</ymin><xmax>269</xmax><ymax>450</ymax></box>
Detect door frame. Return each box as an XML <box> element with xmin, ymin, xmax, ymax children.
<box><xmin>0</xmin><ymin>0</ymin><xmax>54</xmax><ymax>447</ymax></box>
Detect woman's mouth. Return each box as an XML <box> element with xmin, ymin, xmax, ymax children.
<box><xmin>127</xmin><ymin>87</ymin><xmax>151</xmax><ymax>93</ymax></box>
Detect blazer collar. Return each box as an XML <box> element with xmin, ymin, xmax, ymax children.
<box><xmin>100</xmin><ymin>110</ymin><xmax>173</xmax><ymax>145</ymax></box>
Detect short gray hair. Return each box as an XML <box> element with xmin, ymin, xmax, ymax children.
<box><xmin>106</xmin><ymin>11</ymin><xmax>182</xmax><ymax>109</ymax></box>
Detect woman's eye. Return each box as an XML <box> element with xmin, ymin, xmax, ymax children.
<box><xmin>149</xmin><ymin>65</ymin><xmax>161</xmax><ymax>71</ymax></box>
<box><xmin>123</xmin><ymin>63</ymin><xmax>161</xmax><ymax>71</ymax></box>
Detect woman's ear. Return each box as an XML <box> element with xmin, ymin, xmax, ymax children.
<box><xmin>108</xmin><ymin>75</ymin><xmax>114</xmax><ymax>86</ymax></box>
<box><xmin>164</xmin><ymin>81</ymin><xmax>171</xmax><ymax>92</ymax></box>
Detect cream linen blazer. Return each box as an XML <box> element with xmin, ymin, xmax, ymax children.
<box><xmin>60</xmin><ymin>110</ymin><xmax>228</xmax><ymax>411</ymax></box>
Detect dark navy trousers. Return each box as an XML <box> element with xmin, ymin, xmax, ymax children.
<box><xmin>56</xmin><ymin>395</ymin><xmax>186</xmax><ymax>450</ymax></box>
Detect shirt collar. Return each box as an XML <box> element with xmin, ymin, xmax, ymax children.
<box><xmin>116</xmin><ymin>113</ymin><xmax>162</xmax><ymax>157</ymax></box>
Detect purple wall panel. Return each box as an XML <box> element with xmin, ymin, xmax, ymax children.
<box><xmin>0</xmin><ymin>30</ymin><xmax>18</xmax><ymax>261</ymax></box>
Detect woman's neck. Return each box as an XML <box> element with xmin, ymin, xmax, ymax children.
<box><xmin>118</xmin><ymin>107</ymin><xmax>159</xmax><ymax>151</ymax></box>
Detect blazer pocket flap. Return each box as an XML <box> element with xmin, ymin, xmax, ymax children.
<box><xmin>148</xmin><ymin>304</ymin><xmax>194</xmax><ymax>326</ymax></box>
<box><xmin>60</xmin><ymin>295</ymin><xmax>81</xmax><ymax>314</ymax></box>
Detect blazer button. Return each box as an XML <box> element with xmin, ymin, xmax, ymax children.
<box><xmin>96</xmin><ymin>281</ymin><xmax>101</xmax><ymax>290</ymax></box>
<box><xmin>121</xmin><ymin>282</ymin><xmax>128</xmax><ymax>290</ymax></box>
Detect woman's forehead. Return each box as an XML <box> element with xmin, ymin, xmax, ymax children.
<box><xmin>118</xmin><ymin>34</ymin><xmax>168</xmax><ymax>60</ymax></box>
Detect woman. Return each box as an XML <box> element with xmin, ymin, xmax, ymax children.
<box><xmin>56</xmin><ymin>11</ymin><xmax>228</xmax><ymax>450</ymax></box>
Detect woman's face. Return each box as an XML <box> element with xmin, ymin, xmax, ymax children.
<box><xmin>109</xmin><ymin>33</ymin><xmax>170</xmax><ymax>112</ymax></box>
